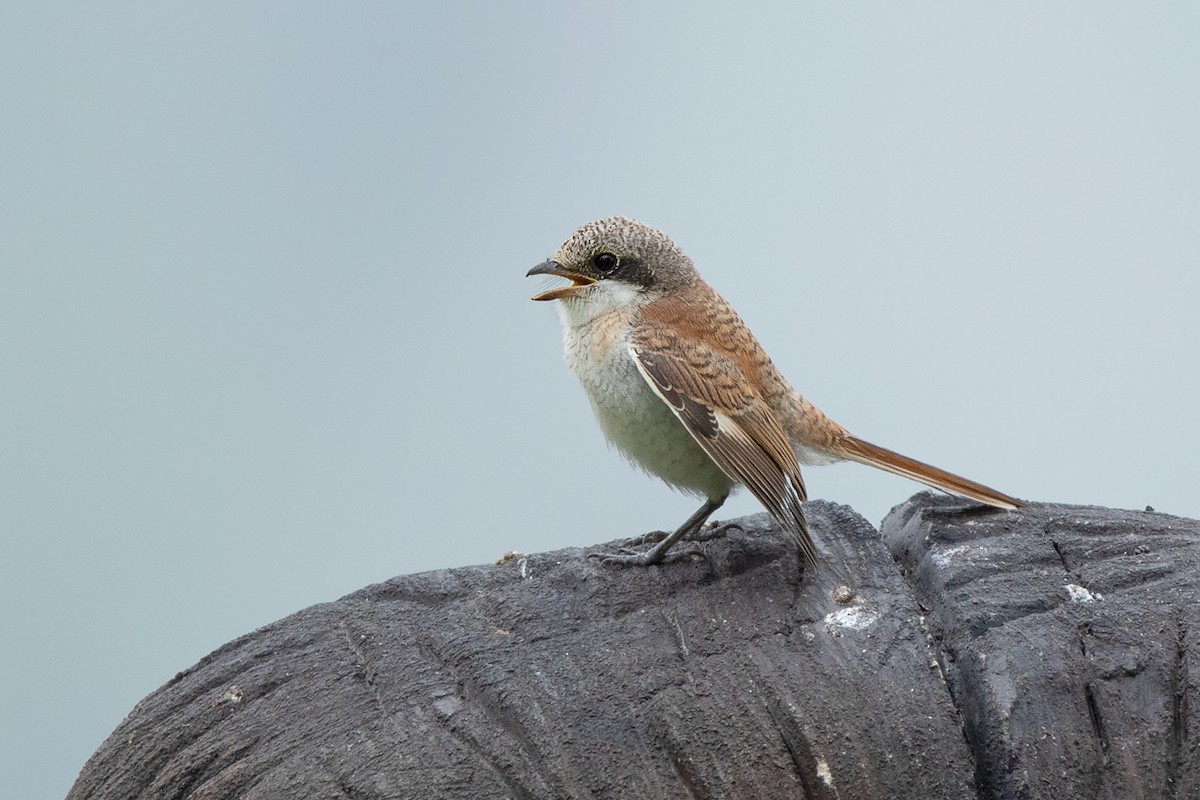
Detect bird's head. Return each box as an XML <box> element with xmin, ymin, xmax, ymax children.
<box><xmin>527</xmin><ymin>217</ymin><xmax>697</xmax><ymax>303</ymax></box>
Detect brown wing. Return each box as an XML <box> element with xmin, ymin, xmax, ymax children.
<box><xmin>629</xmin><ymin>337</ymin><xmax>818</xmax><ymax>564</ymax></box>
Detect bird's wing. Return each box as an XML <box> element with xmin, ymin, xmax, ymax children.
<box><xmin>628</xmin><ymin>333</ymin><xmax>817</xmax><ymax>563</ymax></box>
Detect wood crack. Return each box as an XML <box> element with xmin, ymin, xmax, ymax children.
<box><xmin>1165</xmin><ymin>614</ymin><xmax>1190</xmax><ymax>799</ymax></box>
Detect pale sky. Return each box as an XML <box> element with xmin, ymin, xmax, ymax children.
<box><xmin>3</xmin><ymin>4</ymin><xmax>1198</xmax><ymax>797</ymax></box>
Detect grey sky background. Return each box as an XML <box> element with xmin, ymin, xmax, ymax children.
<box><xmin>3</xmin><ymin>3</ymin><xmax>1197</xmax><ymax>797</ymax></box>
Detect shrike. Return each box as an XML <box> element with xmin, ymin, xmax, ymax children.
<box><xmin>528</xmin><ymin>217</ymin><xmax>1019</xmax><ymax>566</ymax></box>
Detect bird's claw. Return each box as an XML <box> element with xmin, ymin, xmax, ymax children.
<box><xmin>587</xmin><ymin>542</ymin><xmax>708</xmax><ymax>567</ymax></box>
<box><xmin>622</xmin><ymin>530</ymin><xmax>669</xmax><ymax>547</ymax></box>
<box><xmin>687</xmin><ymin>520</ymin><xmax>743</xmax><ymax>543</ymax></box>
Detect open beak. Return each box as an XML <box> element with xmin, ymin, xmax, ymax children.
<box><xmin>526</xmin><ymin>260</ymin><xmax>596</xmax><ymax>301</ymax></box>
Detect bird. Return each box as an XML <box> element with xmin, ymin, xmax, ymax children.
<box><xmin>527</xmin><ymin>216</ymin><xmax>1020</xmax><ymax>566</ymax></box>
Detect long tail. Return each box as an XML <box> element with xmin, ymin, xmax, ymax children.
<box><xmin>834</xmin><ymin>434</ymin><xmax>1021</xmax><ymax>510</ymax></box>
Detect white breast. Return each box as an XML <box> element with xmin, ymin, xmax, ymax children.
<box><xmin>556</xmin><ymin>285</ymin><xmax>733</xmax><ymax>501</ymax></box>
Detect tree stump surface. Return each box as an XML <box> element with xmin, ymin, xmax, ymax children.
<box><xmin>883</xmin><ymin>494</ymin><xmax>1200</xmax><ymax>800</ymax></box>
<box><xmin>68</xmin><ymin>495</ymin><xmax>1200</xmax><ymax>800</ymax></box>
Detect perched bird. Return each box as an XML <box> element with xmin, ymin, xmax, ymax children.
<box><xmin>527</xmin><ymin>217</ymin><xmax>1020</xmax><ymax>566</ymax></box>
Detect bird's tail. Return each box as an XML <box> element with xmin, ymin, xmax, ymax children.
<box><xmin>833</xmin><ymin>435</ymin><xmax>1021</xmax><ymax>510</ymax></box>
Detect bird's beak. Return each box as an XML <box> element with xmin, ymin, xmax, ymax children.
<box><xmin>526</xmin><ymin>260</ymin><xmax>596</xmax><ymax>301</ymax></box>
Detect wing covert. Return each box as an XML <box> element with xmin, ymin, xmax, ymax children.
<box><xmin>629</xmin><ymin>337</ymin><xmax>817</xmax><ymax>563</ymax></box>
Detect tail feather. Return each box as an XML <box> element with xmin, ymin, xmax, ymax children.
<box><xmin>835</xmin><ymin>435</ymin><xmax>1021</xmax><ymax>510</ymax></box>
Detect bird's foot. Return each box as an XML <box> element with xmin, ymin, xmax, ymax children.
<box><xmin>686</xmin><ymin>520</ymin><xmax>743</xmax><ymax>543</ymax></box>
<box><xmin>587</xmin><ymin>541</ymin><xmax>707</xmax><ymax>567</ymax></box>
<box><xmin>622</xmin><ymin>529</ymin><xmax>669</xmax><ymax>547</ymax></box>
<box><xmin>620</xmin><ymin>520</ymin><xmax>741</xmax><ymax>549</ymax></box>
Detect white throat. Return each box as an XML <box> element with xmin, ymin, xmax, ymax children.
<box><xmin>555</xmin><ymin>280</ymin><xmax>650</xmax><ymax>330</ymax></box>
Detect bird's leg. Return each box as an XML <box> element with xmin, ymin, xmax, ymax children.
<box><xmin>631</xmin><ymin>518</ymin><xmax>743</xmax><ymax>546</ymax></box>
<box><xmin>685</xmin><ymin>519</ymin><xmax>744</xmax><ymax>543</ymax></box>
<box><xmin>589</xmin><ymin>495</ymin><xmax>726</xmax><ymax>567</ymax></box>
<box><xmin>622</xmin><ymin>529</ymin><xmax>669</xmax><ymax>546</ymax></box>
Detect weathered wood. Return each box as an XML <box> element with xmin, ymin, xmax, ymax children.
<box><xmin>67</xmin><ymin>496</ymin><xmax>1200</xmax><ymax>799</ymax></box>
<box><xmin>882</xmin><ymin>493</ymin><xmax>1200</xmax><ymax>800</ymax></box>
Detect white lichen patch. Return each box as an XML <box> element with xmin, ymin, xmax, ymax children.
<box><xmin>931</xmin><ymin>544</ymin><xmax>972</xmax><ymax>568</ymax></box>
<box><xmin>816</xmin><ymin>758</ymin><xmax>835</xmax><ymax>787</ymax></box>
<box><xmin>823</xmin><ymin>604</ymin><xmax>878</xmax><ymax>632</ymax></box>
<box><xmin>432</xmin><ymin>694</ymin><xmax>462</xmax><ymax>717</ymax></box>
<box><xmin>1065</xmin><ymin>583</ymin><xmax>1100</xmax><ymax>603</ymax></box>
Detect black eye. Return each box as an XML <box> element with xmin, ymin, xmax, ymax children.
<box><xmin>593</xmin><ymin>252</ymin><xmax>619</xmax><ymax>273</ymax></box>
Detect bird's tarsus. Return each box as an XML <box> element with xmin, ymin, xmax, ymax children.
<box><xmin>587</xmin><ymin>542</ymin><xmax>707</xmax><ymax>567</ymax></box>
<box><xmin>623</xmin><ymin>530</ymin><xmax>669</xmax><ymax>547</ymax></box>
<box><xmin>590</xmin><ymin>496</ymin><xmax>725</xmax><ymax>568</ymax></box>
<box><xmin>686</xmin><ymin>520</ymin><xmax>743</xmax><ymax>543</ymax></box>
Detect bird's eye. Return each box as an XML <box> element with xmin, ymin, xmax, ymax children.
<box><xmin>593</xmin><ymin>252</ymin><xmax>619</xmax><ymax>273</ymax></box>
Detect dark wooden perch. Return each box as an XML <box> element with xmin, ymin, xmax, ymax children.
<box><xmin>68</xmin><ymin>494</ymin><xmax>1199</xmax><ymax>799</ymax></box>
